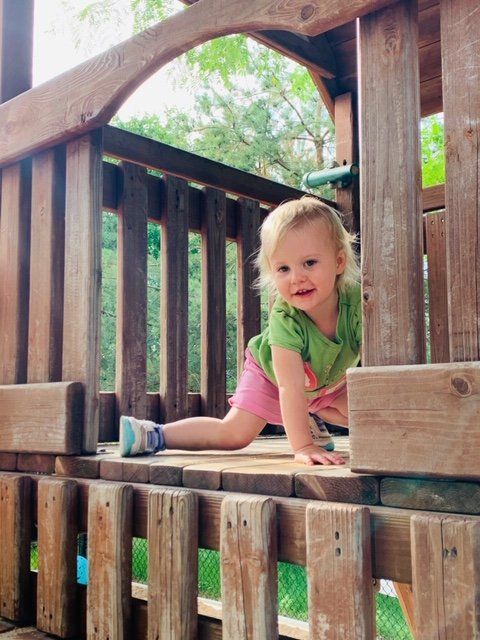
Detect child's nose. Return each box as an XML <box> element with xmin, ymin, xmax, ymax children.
<box><xmin>290</xmin><ymin>266</ymin><xmax>306</xmax><ymax>283</ymax></box>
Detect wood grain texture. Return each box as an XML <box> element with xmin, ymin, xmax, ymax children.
<box><xmin>411</xmin><ymin>514</ymin><xmax>480</xmax><ymax>638</ymax></box>
<box><xmin>422</xmin><ymin>183</ymin><xmax>445</xmax><ymax>212</ymax></box>
<box><xmin>441</xmin><ymin>0</ymin><xmax>480</xmax><ymax>362</ymax></box>
<box><xmin>0</xmin><ymin>0</ymin><xmax>400</xmax><ymax>168</ymax></box>
<box><xmin>0</xmin><ymin>453</ymin><xmax>17</xmax><ymax>471</ymax></box>
<box><xmin>87</xmin><ymin>483</ymin><xmax>133</xmax><ymax>640</ymax></box>
<box><xmin>62</xmin><ymin>131</ymin><xmax>103</xmax><ymax>454</ymax></box>
<box><xmin>0</xmin><ymin>475</ymin><xmax>31</xmax><ymax>622</ymax></box>
<box><xmin>28</xmin><ymin>147</ymin><xmax>65</xmax><ymax>383</ymax></box>
<box><xmin>381</xmin><ymin>477</ymin><xmax>480</xmax><ymax>515</ymax></box>
<box><xmin>0</xmin><ymin>161</ymin><xmax>31</xmax><ymax>384</ymax></box>
<box><xmin>348</xmin><ymin>362</ymin><xmax>480</xmax><ymax>479</ymax></box>
<box><xmin>201</xmin><ymin>188</ymin><xmax>227</xmax><ymax>417</ymax></box>
<box><xmin>0</xmin><ymin>382</ymin><xmax>83</xmax><ymax>454</ymax></box>
<box><xmin>358</xmin><ymin>0</ymin><xmax>425</xmax><ymax>366</ymax></box>
<box><xmin>116</xmin><ymin>162</ymin><xmax>148</xmax><ymax>420</ymax></box>
<box><xmin>425</xmin><ymin>211</ymin><xmax>449</xmax><ymax>363</ymax></box>
<box><xmin>160</xmin><ymin>175</ymin><xmax>189</xmax><ymax>421</ymax></box>
<box><xmin>148</xmin><ymin>489</ymin><xmax>198</xmax><ymax>640</ymax></box>
<box><xmin>295</xmin><ymin>468</ymin><xmax>379</xmax><ymax>504</ymax></box>
<box><xmin>0</xmin><ymin>0</ymin><xmax>33</xmax><ymax>103</ymax></box>
<box><xmin>220</xmin><ymin>495</ymin><xmax>278</xmax><ymax>639</ymax></box>
<box><xmin>16</xmin><ymin>455</ymin><xmax>56</xmax><ymax>475</ymax></box>
<box><xmin>306</xmin><ymin>503</ymin><xmax>375</xmax><ymax>639</ymax></box>
<box><xmin>36</xmin><ymin>478</ymin><xmax>78</xmax><ymax>637</ymax></box>
<box><xmin>334</xmin><ymin>92</ymin><xmax>359</xmax><ymax>234</ymax></box>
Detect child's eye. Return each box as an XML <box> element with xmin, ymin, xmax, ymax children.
<box><xmin>277</xmin><ymin>265</ymin><xmax>289</xmax><ymax>273</ymax></box>
<box><xmin>305</xmin><ymin>259</ymin><xmax>317</xmax><ymax>267</ymax></box>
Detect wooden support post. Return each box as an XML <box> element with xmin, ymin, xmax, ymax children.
<box><xmin>62</xmin><ymin>131</ymin><xmax>103</xmax><ymax>454</ymax></box>
<box><xmin>411</xmin><ymin>514</ymin><xmax>480</xmax><ymax>638</ymax></box>
<box><xmin>0</xmin><ymin>474</ymin><xmax>31</xmax><ymax>623</ymax></box>
<box><xmin>440</xmin><ymin>0</ymin><xmax>480</xmax><ymax>362</ymax></box>
<box><xmin>236</xmin><ymin>198</ymin><xmax>261</xmax><ymax>379</ymax></box>
<box><xmin>148</xmin><ymin>488</ymin><xmax>198</xmax><ymax>640</ymax></box>
<box><xmin>306</xmin><ymin>503</ymin><xmax>375</xmax><ymax>639</ymax></box>
<box><xmin>220</xmin><ymin>495</ymin><xmax>278</xmax><ymax>639</ymax></box>
<box><xmin>201</xmin><ymin>188</ymin><xmax>227</xmax><ymax>417</ymax></box>
<box><xmin>116</xmin><ymin>162</ymin><xmax>148</xmax><ymax>420</ymax></box>
<box><xmin>87</xmin><ymin>483</ymin><xmax>133</xmax><ymax>640</ymax></box>
<box><xmin>160</xmin><ymin>175</ymin><xmax>189</xmax><ymax>421</ymax></box>
<box><xmin>334</xmin><ymin>92</ymin><xmax>359</xmax><ymax>234</ymax></box>
<box><xmin>37</xmin><ymin>478</ymin><xmax>78</xmax><ymax>638</ymax></box>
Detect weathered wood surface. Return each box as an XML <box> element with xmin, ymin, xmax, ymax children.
<box><xmin>381</xmin><ymin>477</ymin><xmax>480</xmax><ymax>515</ymax></box>
<box><xmin>296</xmin><ymin>467</ymin><xmax>379</xmax><ymax>504</ymax></box>
<box><xmin>148</xmin><ymin>489</ymin><xmax>198</xmax><ymax>640</ymax></box>
<box><xmin>36</xmin><ymin>478</ymin><xmax>77</xmax><ymax>637</ymax></box>
<box><xmin>358</xmin><ymin>0</ymin><xmax>425</xmax><ymax>366</ymax></box>
<box><xmin>425</xmin><ymin>211</ymin><xmax>449</xmax><ymax>363</ymax></box>
<box><xmin>27</xmin><ymin>148</ymin><xmax>65</xmax><ymax>383</ymax></box>
<box><xmin>394</xmin><ymin>583</ymin><xmax>416</xmax><ymax>640</ymax></box>
<box><xmin>412</xmin><ymin>514</ymin><xmax>480</xmax><ymax>638</ymax></box>
<box><xmin>0</xmin><ymin>453</ymin><xmax>17</xmax><ymax>471</ymax></box>
<box><xmin>0</xmin><ymin>0</ymin><xmax>400</xmax><ymax>168</ymax></box>
<box><xmin>306</xmin><ymin>503</ymin><xmax>374</xmax><ymax>639</ymax></box>
<box><xmin>349</xmin><ymin>363</ymin><xmax>480</xmax><ymax>479</ymax></box>
<box><xmin>16</xmin><ymin>454</ymin><xmax>56</xmax><ymax>475</ymax></box>
<box><xmin>221</xmin><ymin>495</ymin><xmax>278</xmax><ymax>639</ymax></box>
<box><xmin>0</xmin><ymin>382</ymin><xmax>83</xmax><ymax>454</ymax></box>
<box><xmin>160</xmin><ymin>176</ymin><xmax>189</xmax><ymax>422</ymax></box>
<box><xmin>422</xmin><ymin>183</ymin><xmax>445</xmax><ymax>212</ymax></box>
<box><xmin>441</xmin><ymin>0</ymin><xmax>480</xmax><ymax>362</ymax></box>
<box><xmin>87</xmin><ymin>483</ymin><xmax>133</xmax><ymax>640</ymax></box>
<box><xmin>334</xmin><ymin>92</ymin><xmax>359</xmax><ymax>234</ymax></box>
<box><xmin>116</xmin><ymin>162</ymin><xmax>148</xmax><ymax>420</ymax></box>
<box><xmin>62</xmin><ymin>131</ymin><xmax>102</xmax><ymax>454</ymax></box>
<box><xmin>0</xmin><ymin>475</ymin><xmax>31</xmax><ymax>622</ymax></box>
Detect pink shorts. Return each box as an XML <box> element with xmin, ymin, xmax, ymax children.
<box><xmin>228</xmin><ymin>349</ymin><xmax>347</xmax><ymax>425</ymax></box>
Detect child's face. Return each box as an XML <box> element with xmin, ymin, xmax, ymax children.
<box><xmin>269</xmin><ymin>220</ymin><xmax>346</xmax><ymax>313</ymax></box>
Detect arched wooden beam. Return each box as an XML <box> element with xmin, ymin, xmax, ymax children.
<box><xmin>0</xmin><ymin>0</ymin><xmax>397</xmax><ymax>168</ymax></box>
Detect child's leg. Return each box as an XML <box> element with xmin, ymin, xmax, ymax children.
<box><xmin>315</xmin><ymin>388</ymin><xmax>349</xmax><ymax>427</ymax></box>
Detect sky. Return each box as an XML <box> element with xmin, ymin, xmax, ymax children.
<box><xmin>32</xmin><ymin>0</ymin><xmax>194</xmax><ymax>119</ymax></box>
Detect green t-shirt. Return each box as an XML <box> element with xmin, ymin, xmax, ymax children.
<box><xmin>248</xmin><ymin>283</ymin><xmax>362</xmax><ymax>399</ymax></box>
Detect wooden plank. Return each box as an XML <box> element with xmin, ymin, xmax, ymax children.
<box><xmin>17</xmin><ymin>455</ymin><xmax>56</xmax><ymax>475</ymax></box>
<box><xmin>295</xmin><ymin>468</ymin><xmax>379</xmax><ymax>504</ymax></box>
<box><xmin>116</xmin><ymin>162</ymin><xmax>148</xmax><ymax>420</ymax></box>
<box><xmin>441</xmin><ymin>0</ymin><xmax>480</xmax><ymax>362</ymax></box>
<box><xmin>148</xmin><ymin>489</ymin><xmax>198</xmax><ymax>640</ymax></box>
<box><xmin>0</xmin><ymin>0</ymin><xmax>401</xmax><ymax>169</ymax></box>
<box><xmin>0</xmin><ymin>382</ymin><xmax>83</xmax><ymax>454</ymax></box>
<box><xmin>348</xmin><ymin>362</ymin><xmax>480</xmax><ymax>479</ymax></box>
<box><xmin>236</xmin><ymin>198</ymin><xmax>261</xmax><ymax>379</ymax></box>
<box><xmin>220</xmin><ymin>495</ymin><xmax>278</xmax><ymax>639</ymax></box>
<box><xmin>0</xmin><ymin>0</ymin><xmax>34</xmax><ymax>103</ymax></box>
<box><xmin>422</xmin><ymin>183</ymin><xmax>445</xmax><ymax>212</ymax></box>
<box><xmin>425</xmin><ymin>212</ymin><xmax>449</xmax><ymax>363</ymax></box>
<box><xmin>0</xmin><ymin>475</ymin><xmax>31</xmax><ymax>622</ymax></box>
<box><xmin>334</xmin><ymin>92</ymin><xmax>359</xmax><ymax>234</ymax></box>
<box><xmin>87</xmin><ymin>483</ymin><xmax>133</xmax><ymax>640</ymax></box>
<box><xmin>55</xmin><ymin>452</ymin><xmax>116</xmax><ymax>479</ymax></box>
<box><xmin>201</xmin><ymin>189</ymin><xmax>227</xmax><ymax>417</ymax></box>
<box><xmin>100</xmin><ymin>456</ymin><xmax>158</xmax><ymax>484</ymax></box>
<box><xmin>160</xmin><ymin>176</ymin><xmax>189</xmax><ymax>421</ymax></box>
<box><xmin>36</xmin><ymin>478</ymin><xmax>77</xmax><ymax>637</ymax></box>
<box><xmin>0</xmin><ymin>453</ymin><xmax>17</xmax><ymax>471</ymax></box>
<box><xmin>381</xmin><ymin>477</ymin><xmax>480</xmax><ymax>515</ymax></box>
<box><xmin>28</xmin><ymin>147</ymin><xmax>65</xmax><ymax>383</ymax></box>
<box><xmin>306</xmin><ymin>503</ymin><xmax>374</xmax><ymax>639</ymax></box>
<box><xmin>394</xmin><ymin>583</ymin><xmax>416</xmax><ymax>639</ymax></box>
<box><xmin>411</xmin><ymin>514</ymin><xmax>480</xmax><ymax>638</ymax></box>
<box><xmin>0</xmin><ymin>160</ymin><xmax>31</xmax><ymax>384</ymax></box>
<box><xmin>358</xmin><ymin>0</ymin><xmax>425</xmax><ymax>366</ymax></box>
<box><xmin>62</xmin><ymin>131</ymin><xmax>103</xmax><ymax>454</ymax></box>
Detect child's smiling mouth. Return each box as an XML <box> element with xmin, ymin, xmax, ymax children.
<box><xmin>294</xmin><ymin>288</ymin><xmax>314</xmax><ymax>297</ymax></box>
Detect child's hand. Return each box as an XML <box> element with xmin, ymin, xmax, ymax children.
<box><xmin>294</xmin><ymin>444</ymin><xmax>345</xmax><ymax>466</ymax></box>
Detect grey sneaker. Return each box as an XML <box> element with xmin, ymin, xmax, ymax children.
<box><xmin>119</xmin><ymin>416</ymin><xmax>165</xmax><ymax>457</ymax></box>
<box><xmin>308</xmin><ymin>414</ymin><xmax>335</xmax><ymax>451</ymax></box>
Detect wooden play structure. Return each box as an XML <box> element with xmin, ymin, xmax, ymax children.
<box><xmin>0</xmin><ymin>0</ymin><xmax>479</xmax><ymax>637</ymax></box>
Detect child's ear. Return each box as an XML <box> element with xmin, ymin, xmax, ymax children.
<box><xmin>336</xmin><ymin>250</ymin><xmax>347</xmax><ymax>275</ymax></box>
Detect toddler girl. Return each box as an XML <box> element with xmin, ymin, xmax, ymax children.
<box><xmin>119</xmin><ymin>196</ymin><xmax>361</xmax><ymax>466</ymax></box>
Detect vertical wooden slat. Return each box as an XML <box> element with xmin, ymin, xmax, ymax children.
<box><xmin>201</xmin><ymin>188</ymin><xmax>226</xmax><ymax>417</ymax></box>
<box><xmin>0</xmin><ymin>474</ymin><xmax>31</xmax><ymax>622</ymax></box>
<box><xmin>236</xmin><ymin>198</ymin><xmax>261</xmax><ymax>380</ymax></box>
<box><xmin>148</xmin><ymin>488</ymin><xmax>198</xmax><ymax>640</ymax></box>
<box><xmin>411</xmin><ymin>514</ymin><xmax>480</xmax><ymax>638</ymax></box>
<box><xmin>62</xmin><ymin>130</ymin><xmax>103</xmax><ymax>453</ymax></box>
<box><xmin>87</xmin><ymin>482</ymin><xmax>132</xmax><ymax>640</ymax></box>
<box><xmin>0</xmin><ymin>160</ymin><xmax>32</xmax><ymax>384</ymax></box>
<box><xmin>306</xmin><ymin>503</ymin><xmax>375</xmax><ymax>639</ymax></box>
<box><xmin>424</xmin><ymin>211</ymin><xmax>449</xmax><ymax>363</ymax></box>
<box><xmin>358</xmin><ymin>0</ymin><xmax>425</xmax><ymax>366</ymax></box>
<box><xmin>28</xmin><ymin>147</ymin><xmax>65</xmax><ymax>382</ymax></box>
<box><xmin>160</xmin><ymin>175</ymin><xmax>189</xmax><ymax>421</ymax></box>
<box><xmin>440</xmin><ymin>0</ymin><xmax>480</xmax><ymax>362</ymax></box>
<box><xmin>334</xmin><ymin>92</ymin><xmax>359</xmax><ymax>234</ymax></box>
<box><xmin>220</xmin><ymin>495</ymin><xmax>278</xmax><ymax>640</ymax></box>
<box><xmin>116</xmin><ymin>161</ymin><xmax>148</xmax><ymax>420</ymax></box>
<box><xmin>0</xmin><ymin>0</ymin><xmax>34</xmax><ymax>103</ymax></box>
<box><xmin>37</xmin><ymin>478</ymin><xmax>77</xmax><ymax>638</ymax></box>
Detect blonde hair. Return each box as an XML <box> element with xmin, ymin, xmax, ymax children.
<box><xmin>255</xmin><ymin>196</ymin><xmax>359</xmax><ymax>296</ymax></box>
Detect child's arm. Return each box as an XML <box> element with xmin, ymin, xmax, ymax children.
<box><xmin>271</xmin><ymin>346</ymin><xmax>344</xmax><ymax>466</ymax></box>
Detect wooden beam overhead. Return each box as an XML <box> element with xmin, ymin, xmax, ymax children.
<box><xmin>0</xmin><ymin>0</ymin><xmax>399</xmax><ymax>168</ymax></box>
